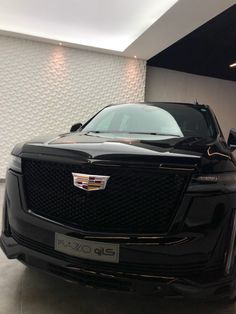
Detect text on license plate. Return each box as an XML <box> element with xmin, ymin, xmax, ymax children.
<box><xmin>54</xmin><ymin>233</ymin><xmax>120</xmax><ymax>263</ymax></box>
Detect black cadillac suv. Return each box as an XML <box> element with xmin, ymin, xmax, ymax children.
<box><xmin>2</xmin><ymin>102</ymin><xmax>236</xmax><ymax>299</ymax></box>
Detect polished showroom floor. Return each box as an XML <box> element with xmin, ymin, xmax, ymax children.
<box><xmin>0</xmin><ymin>183</ymin><xmax>235</xmax><ymax>314</ymax></box>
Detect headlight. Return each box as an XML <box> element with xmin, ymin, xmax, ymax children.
<box><xmin>8</xmin><ymin>155</ymin><xmax>22</xmax><ymax>173</ymax></box>
<box><xmin>188</xmin><ymin>172</ymin><xmax>236</xmax><ymax>192</ymax></box>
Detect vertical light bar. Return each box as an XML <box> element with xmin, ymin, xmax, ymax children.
<box><xmin>225</xmin><ymin>210</ymin><xmax>236</xmax><ymax>275</ymax></box>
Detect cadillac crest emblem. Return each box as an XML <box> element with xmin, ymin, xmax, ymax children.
<box><xmin>72</xmin><ymin>173</ymin><xmax>110</xmax><ymax>191</ymax></box>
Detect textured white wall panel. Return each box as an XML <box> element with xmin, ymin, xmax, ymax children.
<box><xmin>0</xmin><ymin>35</ymin><xmax>146</xmax><ymax>178</ymax></box>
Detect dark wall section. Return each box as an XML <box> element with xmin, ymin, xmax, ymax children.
<box><xmin>148</xmin><ymin>5</ymin><xmax>236</xmax><ymax>82</ymax></box>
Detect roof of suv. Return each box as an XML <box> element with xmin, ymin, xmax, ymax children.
<box><xmin>108</xmin><ymin>102</ymin><xmax>209</xmax><ymax>108</ymax></box>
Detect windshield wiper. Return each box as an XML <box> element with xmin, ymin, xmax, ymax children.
<box><xmin>175</xmin><ymin>136</ymin><xmax>205</xmax><ymax>147</ymax></box>
<box><xmin>85</xmin><ymin>131</ymin><xmax>103</xmax><ymax>133</ymax></box>
<box><xmin>125</xmin><ymin>132</ymin><xmax>181</xmax><ymax>137</ymax></box>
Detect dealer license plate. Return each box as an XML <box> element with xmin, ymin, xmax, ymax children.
<box><xmin>55</xmin><ymin>233</ymin><xmax>120</xmax><ymax>263</ymax></box>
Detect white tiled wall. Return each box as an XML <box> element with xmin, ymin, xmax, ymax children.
<box><xmin>0</xmin><ymin>35</ymin><xmax>146</xmax><ymax>178</ymax></box>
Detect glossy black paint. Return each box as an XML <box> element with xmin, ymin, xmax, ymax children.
<box><xmin>1</xmin><ymin>102</ymin><xmax>236</xmax><ymax>298</ymax></box>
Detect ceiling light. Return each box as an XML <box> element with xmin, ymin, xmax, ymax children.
<box><xmin>0</xmin><ymin>0</ymin><xmax>178</xmax><ymax>52</ymax></box>
<box><xmin>229</xmin><ymin>62</ymin><xmax>236</xmax><ymax>68</ymax></box>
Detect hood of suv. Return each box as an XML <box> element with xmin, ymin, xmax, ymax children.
<box><xmin>12</xmin><ymin>132</ymin><xmax>231</xmax><ymax>171</ymax></box>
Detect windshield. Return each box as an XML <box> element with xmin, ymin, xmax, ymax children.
<box><xmin>82</xmin><ymin>103</ymin><xmax>217</xmax><ymax>139</ymax></box>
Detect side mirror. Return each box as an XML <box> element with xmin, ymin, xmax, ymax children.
<box><xmin>227</xmin><ymin>129</ymin><xmax>236</xmax><ymax>151</ymax></box>
<box><xmin>70</xmin><ymin>123</ymin><xmax>82</xmax><ymax>132</ymax></box>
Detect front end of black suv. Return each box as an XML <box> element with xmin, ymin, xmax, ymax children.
<box><xmin>2</xmin><ymin>133</ymin><xmax>236</xmax><ymax>299</ymax></box>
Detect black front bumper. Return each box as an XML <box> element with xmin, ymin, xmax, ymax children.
<box><xmin>1</xmin><ymin>231</ymin><xmax>236</xmax><ymax>299</ymax></box>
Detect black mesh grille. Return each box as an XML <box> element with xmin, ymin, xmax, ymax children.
<box><xmin>22</xmin><ymin>159</ymin><xmax>189</xmax><ymax>234</ymax></box>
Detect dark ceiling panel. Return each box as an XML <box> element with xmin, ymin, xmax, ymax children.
<box><xmin>148</xmin><ymin>4</ymin><xmax>236</xmax><ymax>81</ymax></box>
